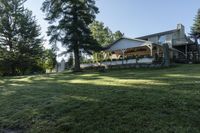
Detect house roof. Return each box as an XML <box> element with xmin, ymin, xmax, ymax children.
<box><xmin>104</xmin><ymin>37</ymin><xmax>148</xmax><ymax>50</ymax></box>
<box><xmin>135</xmin><ymin>29</ymin><xmax>179</xmax><ymax>40</ymax></box>
<box><xmin>103</xmin><ymin>37</ymin><xmax>162</xmax><ymax>52</ymax></box>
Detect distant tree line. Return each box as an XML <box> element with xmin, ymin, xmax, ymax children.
<box><xmin>0</xmin><ymin>0</ymin><xmax>56</xmax><ymax>76</ymax></box>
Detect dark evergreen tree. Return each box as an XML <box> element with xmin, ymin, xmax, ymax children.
<box><xmin>191</xmin><ymin>9</ymin><xmax>200</xmax><ymax>40</ymax></box>
<box><xmin>191</xmin><ymin>9</ymin><xmax>200</xmax><ymax>60</ymax></box>
<box><xmin>0</xmin><ymin>0</ymin><xmax>44</xmax><ymax>75</ymax></box>
<box><xmin>42</xmin><ymin>0</ymin><xmax>100</xmax><ymax>72</ymax></box>
<box><xmin>67</xmin><ymin>53</ymin><xmax>74</xmax><ymax>69</ymax></box>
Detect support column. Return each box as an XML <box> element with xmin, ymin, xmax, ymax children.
<box><xmin>121</xmin><ymin>49</ymin><xmax>126</xmax><ymax>65</ymax></box>
<box><xmin>150</xmin><ymin>47</ymin><xmax>153</xmax><ymax>56</ymax></box>
<box><xmin>157</xmin><ymin>47</ymin><xmax>160</xmax><ymax>55</ymax></box>
<box><xmin>145</xmin><ymin>43</ymin><xmax>153</xmax><ymax>56</ymax></box>
<box><xmin>110</xmin><ymin>52</ymin><xmax>113</xmax><ymax>66</ymax></box>
<box><xmin>185</xmin><ymin>44</ymin><xmax>188</xmax><ymax>59</ymax></box>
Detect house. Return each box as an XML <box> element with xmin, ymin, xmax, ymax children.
<box><xmin>135</xmin><ymin>24</ymin><xmax>197</xmax><ymax>61</ymax></box>
<box><xmin>104</xmin><ymin>38</ymin><xmax>162</xmax><ymax>62</ymax></box>
<box><xmin>104</xmin><ymin>24</ymin><xmax>198</xmax><ymax>63</ymax></box>
<box><xmin>81</xmin><ymin>24</ymin><xmax>199</xmax><ymax>68</ymax></box>
<box><xmin>81</xmin><ymin>38</ymin><xmax>163</xmax><ymax>68</ymax></box>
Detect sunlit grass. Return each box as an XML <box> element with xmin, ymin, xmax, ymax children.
<box><xmin>0</xmin><ymin>64</ymin><xmax>200</xmax><ymax>132</ymax></box>
<box><xmin>65</xmin><ymin>78</ymin><xmax>170</xmax><ymax>87</ymax></box>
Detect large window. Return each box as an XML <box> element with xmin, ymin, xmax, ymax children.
<box><xmin>159</xmin><ymin>36</ymin><xmax>166</xmax><ymax>44</ymax></box>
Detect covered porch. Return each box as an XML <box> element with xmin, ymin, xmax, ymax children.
<box><xmin>103</xmin><ymin>38</ymin><xmax>163</xmax><ymax>64</ymax></box>
<box><xmin>81</xmin><ymin>38</ymin><xmax>164</xmax><ymax>68</ymax></box>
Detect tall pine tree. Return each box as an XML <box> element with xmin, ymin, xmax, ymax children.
<box><xmin>42</xmin><ymin>0</ymin><xmax>100</xmax><ymax>72</ymax></box>
<box><xmin>0</xmin><ymin>0</ymin><xmax>44</xmax><ymax>75</ymax></box>
<box><xmin>191</xmin><ymin>9</ymin><xmax>200</xmax><ymax>59</ymax></box>
<box><xmin>191</xmin><ymin>9</ymin><xmax>200</xmax><ymax>39</ymax></box>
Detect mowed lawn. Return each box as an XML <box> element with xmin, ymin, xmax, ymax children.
<box><xmin>1</xmin><ymin>65</ymin><xmax>200</xmax><ymax>133</ymax></box>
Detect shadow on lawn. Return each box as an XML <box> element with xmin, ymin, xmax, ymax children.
<box><xmin>0</xmin><ymin>65</ymin><xmax>200</xmax><ymax>132</ymax></box>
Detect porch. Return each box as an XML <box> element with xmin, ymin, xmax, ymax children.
<box><xmin>81</xmin><ymin>38</ymin><xmax>164</xmax><ymax>68</ymax></box>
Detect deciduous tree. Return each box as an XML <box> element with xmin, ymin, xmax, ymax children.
<box><xmin>89</xmin><ymin>21</ymin><xmax>124</xmax><ymax>47</ymax></box>
<box><xmin>89</xmin><ymin>21</ymin><xmax>113</xmax><ymax>46</ymax></box>
<box><xmin>42</xmin><ymin>49</ymin><xmax>57</xmax><ymax>72</ymax></box>
<box><xmin>113</xmin><ymin>31</ymin><xmax>124</xmax><ymax>41</ymax></box>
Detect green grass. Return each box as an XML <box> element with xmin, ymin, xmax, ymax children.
<box><xmin>1</xmin><ymin>64</ymin><xmax>200</xmax><ymax>133</ymax></box>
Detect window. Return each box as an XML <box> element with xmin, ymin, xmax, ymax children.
<box><xmin>159</xmin><ymin>36</ymin><xmax>166</xmax><ymax>44</ymax></box>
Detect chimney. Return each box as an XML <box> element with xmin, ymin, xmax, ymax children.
<box><xmin>177</xmin><ymin>24</ymin><xmax>185</xmax><ymax>31</ymax></box>
<box><xmin>177</xmin><ymin>24</ymin><xmax>185</xmax><ymax>38</ymax></box>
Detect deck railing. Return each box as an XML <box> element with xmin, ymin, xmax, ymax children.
<box><xmin>172</xmin><ymin>38</ymin><xmax>190</xmax><ymax>46</ymax></box>
<box><xmin>153</xmin><ymin>37</ymin><xmax>194</xmax><ymax>46</ymax></box>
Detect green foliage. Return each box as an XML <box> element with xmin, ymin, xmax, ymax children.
<box><xmin>93</xmin><ymin>52</ymin><xmax>104</xmax><ymax>63</ymax></box>
<box><xmin>42</xmin><ymin>0</ymin><xmax>101</xmax><ymax>72</ymax></box>
<box><xmin>89</xmin><ymin>21</ymin><xmax>124</xmax><ymax>46</ymax></box>
<box><xmin>191</xmin><ymin>9</ymin><xmax>200</xmax><ymax>39</ymax></box>
<box><xmin>191</xmin><ymin>9</ymin><xmax>200</xmax><ymax>61</ymax></box>
<box><xmin>113</xmin><ymin>30</ymin><xmax>124</xmax><ymax>40</ymax></box>
<box><xmin>42</xmin><ymin>49</ymin><xmax>57</xmax><ymax>71</ymax></box>
<box><xmin>89</xmin><ymin>21</ymin><xmax>114</xmax><ymax>46</ymax></box>
<box><xmin>0</xmin><ymin>0</ymin><xmax>44</xmax><ymax>76</ymax></box>
<box><xmin>92</xmin><ymin>51</ymin><xmax>112</xmax><ymax>63</ymax></box>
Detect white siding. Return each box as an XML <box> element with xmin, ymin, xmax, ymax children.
<box><xmin>148</xmin><ymin>36</ymin><xmax>159</xmax><ymax>43</ymax></box>
<box><xmin>165</xmin><ymin>34</ymin><xmax>173</xmax><ymax>47</ymax></box>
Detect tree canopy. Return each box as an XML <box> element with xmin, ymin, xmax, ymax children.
<box><xmin>113</xmin><ymin>31</ymin><xmax>124</xmax><ymax>41</ymax></box>
<box><xmin>42</xmin><ymin>0</ymin><xmax>101</xmax><ymax>72</ymax></box>
<box><xmin>191</xmin><ymin>9</ymin><xmax>200</xmax><ymax>39</ymax></box>
<box><xmin>191</xmin><ymin>9</ymin><xmax>200</xmax><ymax>60</ymax></box>
<box><xmin>89</xmin><ymin>21</ymin><xmax>124</xmax><ymax>47</ymax></box>
<box><xmin>0</xmin><ymin>0</ymin><xmax>46</xmax><ymax>76</ymax></box>
<box><xmin>42</xmin><ymin>49</ymin><xmax>57</xmax><ymax>72</ymax></box>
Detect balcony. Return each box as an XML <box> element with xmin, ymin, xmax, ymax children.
<box><xmin>172</xmin><ymin>37</ymin><xmax>195</xmax><ymax>46</ymax></box>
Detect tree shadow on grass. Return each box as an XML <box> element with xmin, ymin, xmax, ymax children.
<box><xmin>0</xmin><ymin>64</ymin><xmax>200</xmax><ymax>132</ymax></box>
<box><xmin>0</xmin><ymin>84</ymin><xmax>200</xmax><ymax>132</ymax></box>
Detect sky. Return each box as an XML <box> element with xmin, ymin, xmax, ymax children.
<box><xmin>24</xmin><ymin>0</ymin><xmax>200</xmax><ymax>60</ymax></box>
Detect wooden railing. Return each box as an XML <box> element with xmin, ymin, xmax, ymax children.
<box><xmin>172</xmin><ymin>38</ymin><xmax>189</xmax><ymax>46</ymax></box>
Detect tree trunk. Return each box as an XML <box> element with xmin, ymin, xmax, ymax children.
<box><xmin>194</xmin><ymin>36</ymin><xmax>200</xmax><ymax>62</ymax></box>
<box><xmin>11</xmin><ymin>65</ymin><xmax>16</xmax><ymax>76</ymax></box>
<box><xmin>195</xmin><ymin>37</ymin><xmax>200</xmax><ymax>62</ymax></box>
<box><xmin>73</xmin><ymin>46</ymin><xmax>81</xmax><ymax>72</ymax></box>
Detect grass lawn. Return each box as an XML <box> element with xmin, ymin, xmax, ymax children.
<box><xmin>0</xmin><ymin>64</ymin><xmax>200</xmax><ymax>133</ymax></box>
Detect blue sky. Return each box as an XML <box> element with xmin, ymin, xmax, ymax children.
<box><xmin>24</xmin><ymin>0</ymin><xmax>200</xmax><ymax>51</ymax></box>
